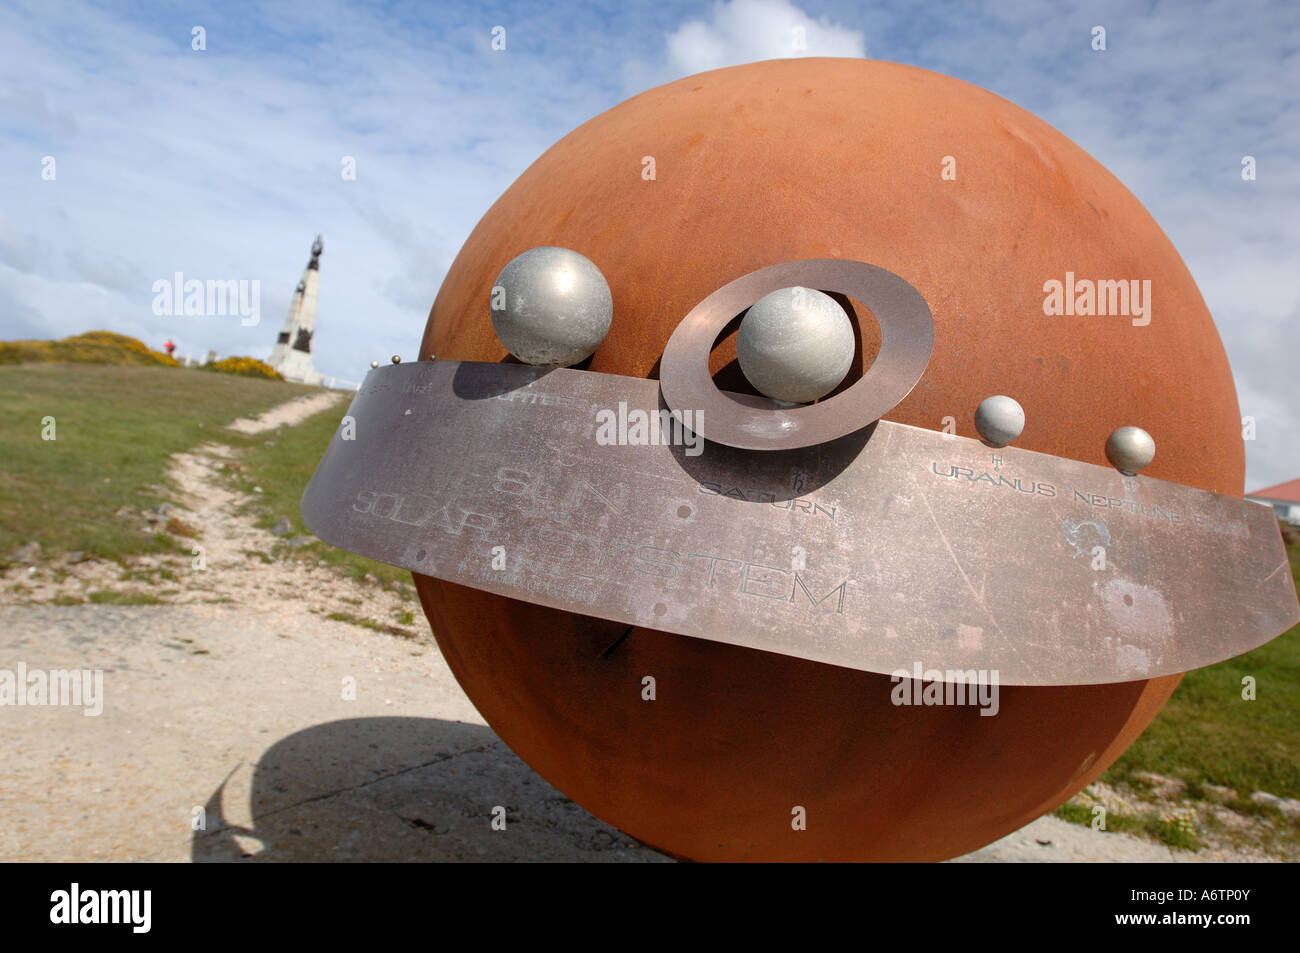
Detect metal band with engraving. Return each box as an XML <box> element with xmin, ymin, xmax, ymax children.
<box><xmin>301</xmin><ymin>359</ymin><xmax>1299</xmax><ymax>686</ymax></box>
<box><xmin>660</xmin><ymin>259</ymin><xmax>935</xmax><ymax>450</ymax></box>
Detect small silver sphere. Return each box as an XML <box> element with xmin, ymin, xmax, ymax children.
<box><xmin>736</xmin><ymin>287</ymin><xmax>854</xmax><ymax>404</ymax></box>
<box><xmin>391</xmin><ymin>355</ymin><xmax>401</xmax><ymax>364</ymax></box>
<box><xmin>369</xmin><ymin>360</ymin><xmax>379</xmax><ymax>369</ymax></box>
<box><xmin>1105</xmin><ymin>425</ymin><xmax>1155</xmax><ymax>475</ymax></box>
<box><xmin>974</xmin><ymin>395</ymin><xmax>1025</xmax><ymax>447</ymax></box>
<box><xmin>490</xmin><ymin>246</ymin><xmax>613</xmax><ymax>366</ymax></box>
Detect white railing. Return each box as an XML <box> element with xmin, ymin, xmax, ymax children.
<box><xmin>323</xmin><ymin>376</ymin><xmax>363</xmax><ymax>391</ymax></box>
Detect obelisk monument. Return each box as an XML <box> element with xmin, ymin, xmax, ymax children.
<box><xmin>268</xmin><ymin>235</ymin><xmax>324</xmax><ymax>384</ymax></box>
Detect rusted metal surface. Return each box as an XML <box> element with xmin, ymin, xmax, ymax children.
<box><xmin>659</xmin><ymin>258</ymin><xmax>934</xmax><ymax>449</ymax></box>
<box><xmin>303</xmin><ymin>359</ymin><xmax>1298</xmax><ymax>686</ymax></box>
<box><xmin>399</xmin><ymin>58</ymin><xmax>1259</xmax><ymax>861</ymax></box>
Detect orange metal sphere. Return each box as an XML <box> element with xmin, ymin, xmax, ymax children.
<box><xmin>414</xmin><ymin>58</ymin><xmax>1242</xmax><ymax>861</ymax></box>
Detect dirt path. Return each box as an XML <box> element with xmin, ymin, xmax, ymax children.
<box><xmin>224</xmin><ymin>390</ymin><xmax>348</xmax><ymax>434</ymax></box>
<box><xmin>1</xmin><ymin>391</ymin><xmax>662</xmax><ymax>861</ymax></box>
<box><xmin>3</xmin><ymin>392</ymin><xmax>417</xmax><ymax>634</ymax></box>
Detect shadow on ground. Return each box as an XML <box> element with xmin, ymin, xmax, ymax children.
<box><xmin>191</xmin><ymin>716</ymin><xmax>671</xmax><ymax>862</ymax></box>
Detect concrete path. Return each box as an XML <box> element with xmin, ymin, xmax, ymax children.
<box><xmin>0</xmin><ymin>604</ymin><xmax>666</xmax><ymax>862</ymax></box>
<box><xmin>1</xmin><ymin>602</ymin><xmax>1221</xmax><ymax>863</ymax></box>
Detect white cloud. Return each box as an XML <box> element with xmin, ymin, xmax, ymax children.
<box><xmin>665</xmin><ymin>0</ymin><xmax>865</xmax><ymax>77</ymax></box>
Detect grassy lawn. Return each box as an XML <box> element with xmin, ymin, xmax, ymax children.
<box><xmin>0</xmin><ymin>363</ymin><xmax>317</xmax><ymax>561</ymax></box>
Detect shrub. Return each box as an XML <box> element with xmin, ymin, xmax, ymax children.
<box><xmin>202</xmin><ymin>356</ymin><xmax>283</xmax><ymax>380</ymax></box>
<box><xmin>0</xmin><ymin>341</ymin><xmax>55</xmax><ymax>365</ymax></box>
<box><xmin>0</xmin><ymin>331</ymin><xmax>178</xmax><ymax>367</ymax></box>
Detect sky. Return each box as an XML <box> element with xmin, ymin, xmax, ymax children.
<box><xmin>1</xmin><ymin>0</ymin><xmax>1297</xmax><ymax>489</ymax></box>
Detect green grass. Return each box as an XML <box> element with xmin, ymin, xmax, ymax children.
<box><xmin>1127</xmin><ymin>815</ymin><xmax>1202</xmax><ymax>852</ymax></box>
<box><xmin>326</xmin><ymin>610</ymin><xmax>418</xmax><ymax>639</ymax></box>
<box><xmin>88</xmin><ymin>589</ymin><xmax>162</xmax><ymax>605</ymax></box>
<box><xmin>1056</xmin><ymin>787</ymin><xmax>1206</xmax><ymax>851</ymax></box>
<box><xmin>1055</xmin><ymin>802</ymin><xmax>1094</xmax><ymax>826</ymax></box>
<box><xmin>0</xmin><ymin>363</ymin><xmax>317</xmax><ymax>561</ymax></box>
<box><xmin>0</xmin><ymin>359</ymin><xmax>412</xmax><ymax>597</ymax></box>
<box><xmin>119</xmin><ymin>567</ymin><xmax>179</xmax><ymax>583</ymax></box>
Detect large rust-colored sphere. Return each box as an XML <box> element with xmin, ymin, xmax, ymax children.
<box><xmin>414</xmin><ymin>58</ymin><xmax>1242</xmax><ymax>861</ymax></box>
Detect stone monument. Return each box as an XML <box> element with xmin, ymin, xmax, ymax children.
<box><xmin>268</xmin><ymin>235</ymin><xmax>324</xmax><ymax>385</ymax></box>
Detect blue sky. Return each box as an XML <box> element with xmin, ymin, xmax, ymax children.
<box><xmin>1</xmin><ymin>0</ymin><xmax>1297</xmax><ymax>488</ymax></box>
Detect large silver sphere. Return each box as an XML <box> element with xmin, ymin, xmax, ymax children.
<box><xmin>490</xmin><ymin>246</ymin><xmax>613</xmax><ymax>366</ymax></box>
<box><xmin>1105</xmin><ymin>425</ymin><xmax>1156</xmax><ymax>475</ymax></box>
<box><xmin>736</xmin><ymin>286</ymin><xmax>855</xmax><ymax>404</ymax></box>
<box><xmin>974</xmin><ymin>395</ymin><xmax>1025</xmax><ymax>447</ymax></box>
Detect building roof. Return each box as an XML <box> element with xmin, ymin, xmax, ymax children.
<box><xmin>1247</xmin><ymin>477</ymin><xmax>1300</xmax><ymax>503</ymax></box>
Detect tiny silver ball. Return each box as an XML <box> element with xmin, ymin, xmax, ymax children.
<box><xmin>1105</xmin><ymin>425</ymin><xmax>1155</xmax><ymax>475</ymax></box>
<box><xmin>369</xmin><ymin>360</ymin><xmax>379</xmax><ymax>369</ymax></box>
<box><xmin>736</xmin><ymin>286</ymin><xmax>854</xmax><ymax>404</ymax></box>
<box><xmin>974</xmin><ymin>395</ymin><xmax>1025</xmax><ymax>447</ymax></box>
<box><xmin>490</xmin><ymin>246</ymin><xmax>613</xmax><ymax>366</ymax></box>
<box><xmin>391</xmin><ymin>355</ymin><xmax>401</xmax><ymax>364</ymax></box>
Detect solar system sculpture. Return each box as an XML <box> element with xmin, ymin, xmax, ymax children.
<box><xmin>302</xmin><ymin>59</ymin><xmax>1299</xmax><ymax>861</ymax></box>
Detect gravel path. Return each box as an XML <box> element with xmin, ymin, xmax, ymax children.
<box><xmin>3</xmin><ymin>397</ymin><xmax>414</xmax><ymax>630</ymax></box>
<box><xmin>225</xmin><ymin>390</ymin><xmax>345</xmax><ymax>434</ymax></box>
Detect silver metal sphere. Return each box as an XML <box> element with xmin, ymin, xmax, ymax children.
<box><xmin>490</xmin><ymin>246</ymin><xmax>613</xmax><ymax>366</ymax></box>
<box><xmin>736</xmin><ymin>286</ymin><xmax>855</xmax><ymax>404</ymax></box>
<box><xmin>369</xmin><ymin>360</ymin><xmax>379</xmax><ymax>369</ymax></box>
<box><xmin>391</xmin><ymin>355</ymin><xmax>401</xmax><ymax>364</ymax></box>
<box><xmin>1105</xmin><ymin>425</ymin><xmax>1155</xmax><ymax>475</ymax></box>
<box><xmin>974</xmin><ymin>395</ymin><xmax>1025</xmax><ymax>447</ymax></box>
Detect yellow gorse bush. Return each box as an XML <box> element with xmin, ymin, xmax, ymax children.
<box><xmin>0</xmin><ymin>331</ymin><xmax>178</xmax><ymax>367</ymax></box>
<box><xmin>0</xmin><ymin>331</ymin><xmax>285</xmax><ymax>381</ymax></box>
<box><xmin>202</xmin><ymin>356</ymin><xmax>283</xmax><ymax>380</ymax></box>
